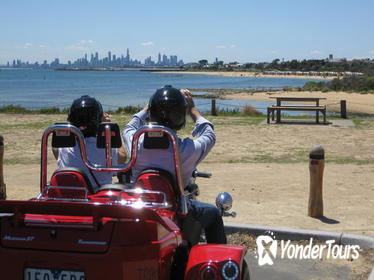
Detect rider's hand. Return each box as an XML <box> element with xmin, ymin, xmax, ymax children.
<box><xmin>181</xmin><ymin>89</ymin><xmax>195</xmax><ymax>109</ymax></box>
<box><xmin>181</xmin><ymin>89</ymin><xmax>201</xmax><ymax>122</ymax></box>
<box><xmin>102</xmin><ymin>112</ymin><xmax>111</xmax><ymax>122</ymax></box>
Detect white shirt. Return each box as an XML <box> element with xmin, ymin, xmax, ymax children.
<box><xmin>123</xmin><ymin>110</ymin><xmax>215</xmax><ymax>187</ymax></box>
<box><xmin>57</xmin><ymin>137</ymin><xmax>118</xmax><ymax>192</ymax></box>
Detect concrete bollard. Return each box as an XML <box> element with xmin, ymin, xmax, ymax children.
<box><xmin>0</xmin><ymin>135</ymin><xmax>6</xmax><ymax>200</ymax></box>
<box><xmin>308</xmin><ymin>145</ymin><xmax>325</xmax><ymax>217</ymax></box>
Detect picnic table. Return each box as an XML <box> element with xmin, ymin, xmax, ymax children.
<box><xmin>267</xmin><ymin>97</ymin><xmax>327</xmax><ymax>124</ymax></box>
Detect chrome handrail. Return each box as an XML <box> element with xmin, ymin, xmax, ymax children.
<box><xmin>37</xmin><ymin>186</ymin><xmax>89</xmax><ymax>202</ymax></box>
<box><xmin>40</xmin><ymin>123</ymin><xmax>188</xmax><ymax>215</ymax></box>
<box><xmin>116</xmin><ymin>188</ymin><xmax>170</xmax><ymax>209</ymax></box>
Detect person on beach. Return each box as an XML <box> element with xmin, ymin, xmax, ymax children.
<box><xmin>52</xmin><ymin>95</ymin><xmax>126</xmax><ymax>192</ymax></box>
<box><xmin>123</xmin><ymin>85</ymin><xmax>226</xmax><ymax>244</ymax></box>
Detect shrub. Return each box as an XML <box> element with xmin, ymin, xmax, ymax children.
<box><xmin>0</xmin><ymin>105</ymin><xmax>68</xmax><ymax>114</ymax></box>
<box><xmin>114</xmin><ymin>106</ymin><xmax>142</xmax><ymax>114</ymax></box>
<box><xmin>38</xmin><ymin>107</ymin><xmax>62</xmax><ymax>114</ymax></box>
<box><xmin>242</xmin><ymin>105</ymin><xmax>262</xmax><ymax>115</ymax></box>
<box><xmin>0</xmin><ymin>105</ymin><xmax>30</xmax><ymax>113</ymax></box>
<box><xmin>302</xmin><ymin>76</ymin><xmax>374</xmax><ymax>93</ymax></box>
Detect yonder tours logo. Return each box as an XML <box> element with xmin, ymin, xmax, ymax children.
<box><xmin>256</xmin><ymin>231</ymin><xmax>360</xmax><ymax>266</ymax></box>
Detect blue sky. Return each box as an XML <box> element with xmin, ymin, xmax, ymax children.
<box><xmin>1</xmin><ymin>0</ymin><xmax>373</xmax><ymax>64</ymax></box>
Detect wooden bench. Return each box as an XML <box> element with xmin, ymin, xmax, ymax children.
<box><xmin>267</xmin><ymin>105</ymin><xmax>327</xmax><ymax>124</ymax></box>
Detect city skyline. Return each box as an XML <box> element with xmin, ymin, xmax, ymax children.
<box><xmin>1</xmin><ymin>1</ymin><xmax>374</xmax><ymax>64</ymax></box>
<box><xmin>6</xmin><ymin>49</ymin><xmax>184</xmax><ymax>68</ymax></box>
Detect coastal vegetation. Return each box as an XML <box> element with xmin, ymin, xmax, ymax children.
<box><xmin>0</xmin><ymin>105</ymin><xmax>68</xmax><ymax>114</ymax></box>
<box><xmin>0</xmin><ymin>105</ymin><xmax>142</xmax><ymax>115</ymax></box>
<box><xmin>303</xmin><ymin>76</ymin><xmax>374</xmax><ymax>93</ymax></box>
<box><xmin>192</xmin><ymin>58</ymin><xmax>374</xmax><ymax>76</ymax></box>
<box><xmin>0</xmin><ymin>104</ymin><xmax>261</xmax><ymax>116</ymax></box>
<box><xmin>255</xmin><ymin>59</ymin><xmax>374</xmax><ymax>75</ymax></box>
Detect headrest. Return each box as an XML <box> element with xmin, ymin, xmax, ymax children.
<box><xmin>96</xmin><ymin>122</ymin><xmax>122</xmax><ymax>148</ymax></box>
<box><xmin>143</xmin><ymin>132</ymin><xmax>170</xmax><ymax>149</ymax></box>
<box><xmin>51</xmin><ymin>122</ymin><xmax>76</xmax><ymax>148</ymax></box>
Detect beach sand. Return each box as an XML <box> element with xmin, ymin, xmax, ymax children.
<box><xmin>160</xmin><ymin>71</ymin><xmax>374</xmax><ymax>114</ymax></box>
<box><xmin>219</xmin><ymin>90</ymin><xmax>374</xmax><ymax>115</ymax></box>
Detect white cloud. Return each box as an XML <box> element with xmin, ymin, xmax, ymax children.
<box><xmin>39</xmin><ymin>44</ymin><xmax>46</xmax><ymax>48</ymax></box>
<box><xmin>368</xmin><ymin>50</ymin><xmax>374</xmax><ymax>54</ymax></box>
<box><xmin>79</xmin><ymin>40</ymin><xmax>94</xmax><ymax>44</ymax></box>
<box><xmin>65</xmin><ymin>40</ymin><xmax>95</xmax><ymax>51</ymax></box>
<box><xmin>271</xmin><ymin>50</ymin><xmax>278</xmax><ymax>54</ymax></box>
<box><xmin>230</xmin><ymin>44</ymin><xmax>236</xmax><ymax>48</ymax></box>
<box><xmin>65</xmin><ymin>45</ymin><xmax>89</xmax><ymax>51</ymax></box>
<box><xmin>141</xmin><ymin>41</ymin><xmax>154</xmax><ymax>46</ymax></box>
<box><xmin>216</xmin><ymin>45</ymin><xmax>226</xmax><ymax>49</ymax></box>
<box><xmin>23</xmin><ymin>43</ymin><xmax>32</xmax><ymax>49</ymax></box>
<box><xmin>310</xmin><ymin>50</ymin><xmax>324</xmax><ymax>55</ymax></box>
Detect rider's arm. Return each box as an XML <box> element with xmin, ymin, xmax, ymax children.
<box><xmin>190</xmin><ymin>115</ymin><xmax>215</xmax><ymax>163</ymax></box>
<box><xmin>122</xmin><ymin>108</ymin><xmax>148</xmax><ymax>154</ymax></box>
<box><xmin>181</xmin><ymin>89</ymin><xmax>216</xmax><ymax>165</ymax></box>
<box><xmin>117</xmin><ymin>146</ymin><xmax>127</xmax><ymax>164</ymax></box>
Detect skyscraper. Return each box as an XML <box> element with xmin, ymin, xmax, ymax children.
<box><xmin>162</xmin><ymin>54</ymin><xmax>168</xmax><ymax>65</ymax></box>
<box><xmin>108</xmin><ymin>51</ymin><xmax>112</xmax><ymax>62</ymax></box>
<box><xmin>126</xmin><ymin>48</ymin><xmax>130</xmax><ymax>63</ymax></box>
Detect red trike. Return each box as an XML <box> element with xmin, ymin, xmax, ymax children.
<box><xmin>0</xmin><ymin>122</ymin><xmax>249</xmax><ymax>280</ymax></box>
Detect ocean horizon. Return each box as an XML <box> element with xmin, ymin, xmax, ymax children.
<box><xmin>0</xmin><ymin>69</ymin><xmax>322</xmax><ymax>114</ymax></box>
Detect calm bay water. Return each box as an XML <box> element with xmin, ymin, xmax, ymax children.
<box><xmin>0</xmin><ymin>69</ymin><xmax>321</xmax><ymax>114</ymax></box>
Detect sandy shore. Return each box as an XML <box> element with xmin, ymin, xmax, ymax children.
<box><xmin>161</xmin><ymin>70</ymin><xmax>335</xmax><ymax>80</ymax></box>
<box><xmin>219</xmin><ymin>90</ymin><xmax>374</xmax><ymax>114</ymax></box>
<box><xmin>159</xmin><ymin>71</ymin><xmax>374</xmax><ymax>114</ymax></box>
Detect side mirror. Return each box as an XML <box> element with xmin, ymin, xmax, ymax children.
<box><xmin>215</xmin><ymin>192</ymin><xmax>236</xmax><ymax>217</ymax></box>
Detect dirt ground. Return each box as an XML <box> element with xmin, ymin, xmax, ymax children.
<box><xmin>1</xmin><ymin>110</ymin><xmax>374</xmax><ymax>238</ymax></box>
<box><xmin>1</xmin><ymin>108</ymin><xmax>373</xmax><ymax>276</ymax></box>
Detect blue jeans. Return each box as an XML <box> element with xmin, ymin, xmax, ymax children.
<box><xmin>188</xmin><ymin>199</ymin><xmax>227</xmax><ymax>244</ymax></box>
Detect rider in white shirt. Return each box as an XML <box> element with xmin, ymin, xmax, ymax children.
<box><xmin>123</xmin><ymin>86</ymin><xmax>226</xmax><ymax>244</ymax></box>
<box><xmin>53</xmin><ymin>95</ymin><xmax>126</xmax><ymax>192</ymax></box>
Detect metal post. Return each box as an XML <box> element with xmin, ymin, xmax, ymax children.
<box><xmin>211</xmin><ymin>99</ymin><xmax>217</xmax><ymax>116</ymax></box>
<box><xmin>340</xmin><ymin>100</ymin><xmax>347</xmax><ymax>119</ymax></box>
<box><xmin>0</xmin><ymin>135</ymin><xmax>6</xmax><ymax>200</ymax></box>
<box><xmin>308</xmin><ymin>145</ymin><xmax>325</xmax><ymax>217</ymax></box>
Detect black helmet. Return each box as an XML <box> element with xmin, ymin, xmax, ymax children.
<box><xmin>68</xmin><ymin>95</ymin><xmax>103</xmax><ymax>137</ymax></box>
<box><xmin>149</xmin><ymin>85</ymin><xmax>188</xmax><ymax>130</ymax></box>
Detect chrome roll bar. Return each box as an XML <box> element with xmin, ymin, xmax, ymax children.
<box><xmin>40</xmin><ymin>123</ymin><xmax>188</xmax><ymax>215</ymax></box>
<box><xmin>104</xmin><ymin>124</ymin><xmax>112</xmax><ymax>168</ymax></box>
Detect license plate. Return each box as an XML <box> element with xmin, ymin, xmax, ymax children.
<box><xmin>24</xmin><ymin>268</ymin><xmax>85</xmax><ymax>280</ymax></box>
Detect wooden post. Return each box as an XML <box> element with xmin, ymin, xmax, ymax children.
<box><xmin>308</xmin><ymin>145</ymin><xmax>325</xmax><ymax>217</ymax></box>
<box><xmin>340</xmin><ymin>100</ymin><xmax>347</xmax><ymax>119</ymax></box>
<box><xmin>211</xmin><ymin>99</ymin><xmax>217</xmax><ymax>116</ymax></box>
<box><xmin>0</xmin><ymin>135</ymin><xmax>6</xmax><ymax>200</ymax></box>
